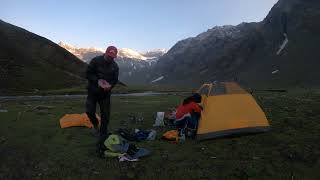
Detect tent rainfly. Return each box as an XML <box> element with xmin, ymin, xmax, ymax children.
<box><xmin>196</xmin><ymin>82</ymin><xmax>270</xmax><ymax>140</ymax></box>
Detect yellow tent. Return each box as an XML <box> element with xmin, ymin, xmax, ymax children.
<box><xmin>196</xmin><ymin>82</ymin><xmax>270</xmax><ymax>140</ymax></box>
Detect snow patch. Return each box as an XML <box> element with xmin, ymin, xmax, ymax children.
<box><xmin>118</xmin><ymin>48</ymin><xmax>148</xmax><ymax>60</ymax></box>
<box><xmin>151</xmin><ymin>76</ymin><xmax>164</xmax><ymax>83</ymax></box>
<box><xmin>277</xmin><ymin>34</ymin><xmax>289</xmax><ymax>55</ymax></box>
<box><xmin>200</xmin><ymin>69</ymin><xmax>208</xmax><ymax>74</ymax></box>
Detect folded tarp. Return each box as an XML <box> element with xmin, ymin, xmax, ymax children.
<box><xmin>59</xmin><ymin>113</ymin><xmax>100</xmax><ymax>128</ymax></box>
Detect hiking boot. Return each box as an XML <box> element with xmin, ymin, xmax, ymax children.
<box><xmin>96</xmin><ymin>147</ymin><xmax>105</xmax><ymax>158</ymax></box>
<box><xmin>178</xmin><ymin>133</ymin><xmax>186</xmax><ymax>143</ymax></box>
<box><xmin>96</xmin><ymin>143</ymin><xmax>107</xmax><ymax>158</ymax></box>
<box><xmin>91</xmin><ymin>126</ymin><xmax>100</xmax><ymax>137</ymax></box>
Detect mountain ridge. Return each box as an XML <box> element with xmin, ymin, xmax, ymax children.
<box><xmin>0</xmin><ymin>19</ymin><xmax>87</xmax><ymax>94</ymax></box>
<box><xmin>58</xmin><ymin>41</ymin><xmax>167</xmax><ymax>62</ymax></box>
<box><xmin>150</xmin><ymin>0</ymin><xmax>320</xmax><ymax>88</ymax></box>
<box><xmin>58</xmin><ymin>42</ymin><xmax>167</xmax><ymax>85</ymax></box>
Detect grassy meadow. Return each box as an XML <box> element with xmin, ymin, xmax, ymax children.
<box><xmin>0</xmin><ymin>89</ymin><xmax>319</xmax><ymax>179</ymax></box>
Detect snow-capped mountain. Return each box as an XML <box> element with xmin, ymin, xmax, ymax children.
<box><xmin>58</xmin><ymin>42</ymin><xmax>104</xmax><ymax>62</ymax></box>
<box><xmin>58</xmin><ymin>41</ymin><xmax>167</xmax><ymax>84</ymax></box>
<box><xmin>118</xmin><ymin>48</ymin><xmax>148</xmax><ymax>60</ymax></box>
<box><xmin>58</xmin><ymin>42</ymin><xmax>166</xmax><ymax>63</ymax></box>
<box><xmin>150</xmin><ymin>0</ymin><xmax>320</xmax><ymax>88</ymax></box>
<box><xmin>142</xmin><ymin>49</ymin><xmax>167</xmax><ymax>59</ymax></box>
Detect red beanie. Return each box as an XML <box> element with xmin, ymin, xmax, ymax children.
<box><xmin>106</xmin><ymin>46</ymin><xmax>118</xmax><ymax>58</ymax></box>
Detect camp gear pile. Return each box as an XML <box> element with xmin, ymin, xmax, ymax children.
<box><xmin>104</xmin><ymin>134</ymin><xmax>150</xmax><ymax>161</ymax></box>
<box><xmin>58</xmin><ymin>82</ymin><xmax>270</xmax><ymax>160</ymax></box>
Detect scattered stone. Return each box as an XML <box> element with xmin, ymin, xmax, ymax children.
<box><xmin>25</xmin><ymin>105</ymin><xmax>54</xmax><ymax>112</ymax></box>
<box><xmin>35</xmin><ymin>105</ymin><xmax>55</xmax><ymax>110</ymax></box>
<box><xmin>137</xmin><ymin>116</ymin><xmax>144</xmax><ymax>123</ymax></box>
<box><xmin>161</xmin><ymin>154</ymin><xmax>169</xmax><ymax>159</ymax></box>
<box><xmin>36</xmin><ymin>110</ymin><xmax>50</xmax><ymax>115</ymax></box>
<box><xmin>253</xmin><ymin>157</ymin><xmax>260</xmax><ymax>160</ymax></box>
<box><xmin>93</xmin><ymin>171</ymin><xmax>100</xmax><ymax>175</ymax></box>
<box><xmin>0</xmin><ymin>136</ymin><xmax>7</xmax><ymax>144</ymax></box>
<box><xmin>127</xmin><ymin>114</ymin><xmax>144</xmax><ymax>124</ymax></box>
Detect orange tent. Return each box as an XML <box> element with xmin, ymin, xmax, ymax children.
<box><xmin>196</xmin><ymin>82</ymin><xmax>270</xmax><ymax>140</ymax></box>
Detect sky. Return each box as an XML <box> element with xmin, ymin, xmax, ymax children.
<box><xmin>1</xmin><ymin>0</ymin><xmax>278</xmax><ymax>52</ymax></box>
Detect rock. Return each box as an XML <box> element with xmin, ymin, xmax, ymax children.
<box><xmin>252</xmin><ymin>157</ymin><xmax>260</xmax><ymax>160</ymax></box>
<box><xmin>35</xmin><ymin>105</ymin><xmax>55</xmax><ymax>110</ymax></box>
<box><xmin>0</xmin><ymin>136</ymin><xmax>7</xmax><ymax>144</ymax></box>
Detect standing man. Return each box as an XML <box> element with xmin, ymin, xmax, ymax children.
<box><xmin>86</xmin><ymin>46</ymin><xmax>119</xmax><ymax>155</ymax></box>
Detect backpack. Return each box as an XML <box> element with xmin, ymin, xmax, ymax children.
<box><xmin>104</xmin><ymin>134</ymin><xmax>129</xmax><ymax>157</ymax></box>
<box><xmin>103</xmin><ymin>134</ymin><xmax>150</xmax><ymax>158</ymax></box>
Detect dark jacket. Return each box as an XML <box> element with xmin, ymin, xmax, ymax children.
<box><xmin>86</xmin><ymin>55</ymin><xmax>119</xmax><ymax>95</ymax></box>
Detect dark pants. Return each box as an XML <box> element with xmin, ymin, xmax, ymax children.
<box><xmin>175</xmin><ymin>113</ymin><xmax>200</xmax><ymax>136</ymax></box>
<box><xmin>86</xmin><ymin>92</ymin><xmax>111</xmax><ymax>148</ymax></box>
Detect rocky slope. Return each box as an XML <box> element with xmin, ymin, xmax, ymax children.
<box><xmin>151</xmin><ymin>0</ymin><xmax>320</xmax><ymax>88</ymax></box>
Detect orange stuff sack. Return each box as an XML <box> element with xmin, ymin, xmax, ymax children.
<box><xmin>59</xmin><ymin>113</ymin><xmax>101</xmax><ymax>129</ymax></box>
<box><xmin>162</xmin><ymin>130</ymin><xmax>179</xmax><ymax>141</ymax></box>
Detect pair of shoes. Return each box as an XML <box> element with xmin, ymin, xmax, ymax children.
<box><xmin>119</xmin><ymin>155</ymin><xmax>138</xmax><ymax>162</ymax></box>
<box><xmin>91</xmin><ymin>126</ymin><xmax>100</xmax><ymax>137</ymax></box>
<box><xmin>178</xmin><ymin>133</ymin><xmax>186</xmax><ymax>143</ymax></box>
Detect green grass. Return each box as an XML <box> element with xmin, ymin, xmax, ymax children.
<box><xmin>0</xmin><ymin>90</ymin><xmax>320</xmax><ymax>179</ymax></box>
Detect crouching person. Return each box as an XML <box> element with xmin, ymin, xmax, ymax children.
<box><xmin>175</xmin><ymin>93</ymin><xmax>202</xmax><ymax>141</ymax></box>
